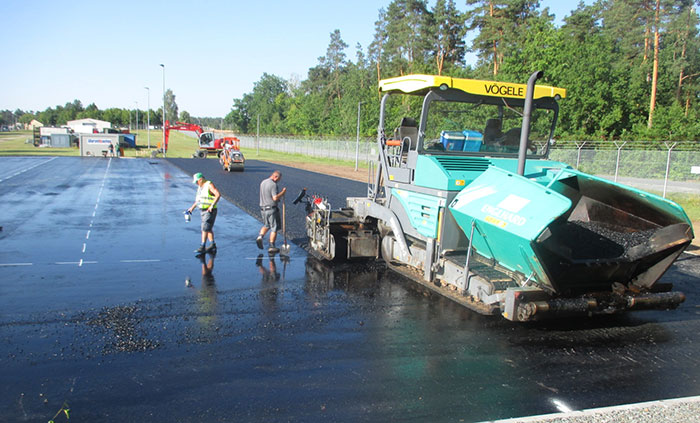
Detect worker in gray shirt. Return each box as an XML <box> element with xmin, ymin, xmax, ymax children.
<box><xmin>256</xmin><ymin>170</ymin><xmax>286</xmax><ymax>253</ymax></box>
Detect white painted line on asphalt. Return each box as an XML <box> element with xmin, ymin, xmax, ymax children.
<box><xmin>86</xmin><ymin>230</ymin><xmax>90</xmax><ymax>239</ymax></box>
<box><xmin>0</xmin><ymin>262</ymin><xmax>33</xmax><ymax>267</ymax></box>
<box><xmin>56</xmin><ymin>262</ymin><xmax>80</xmax><ymax>265</ymax></box>
<box><xmin>79</xmin><ymin>259</ymin><xmax>83</xmax><ymax>267</ymax></box>
<box><xmin>0</xmin><ymin>157</ymin><xmax>57</xmax><ymax>183</ymax></box>
<box><xmin>82</xmin><ymin>243</ymin><xmax>86</xmax><ymax>253</ymax></box>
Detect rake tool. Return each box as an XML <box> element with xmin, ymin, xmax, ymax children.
<box><xmin>280</xmin><ymin>197</ymin><xmax>291</xmax><ymax>256</ymax></box>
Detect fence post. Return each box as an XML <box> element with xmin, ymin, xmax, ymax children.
<box><xmin>613</xmin><ymin>141</ymin><xmax>627</xmax><ymax>182</ymax></box>
<box><xmin>663</xmin><ymin>142</ymin><xmax>677</xmax><ymax>198</ymax></box>
<box><xmin>355</xmin><ymin>102</ymin><xmax>362</xmax><ymax>171</ymax></box>
<box><xmin>575</xmin><ymin>141</ymin><xmax>587</xmax><ymax>169</ymax></box>
<box><xmin>256</xmin><ymin>115</ymin><xmax>260</xmax><ymax>156</ymax></box>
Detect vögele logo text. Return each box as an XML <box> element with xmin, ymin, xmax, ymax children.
<box><xmin>484</xmin><ymin>84</ymin><xmax>524</xmax><ymax>97</ymax></box>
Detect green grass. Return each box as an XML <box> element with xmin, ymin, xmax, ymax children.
<box><xmin>0</xmin><ymin>129</ymin><xmax>206</xmax><ymax>158</ymax></box>
<box><xmin>663</xmin><ymin>192</ymin><xmax>700</xmax><ymax>222</ymax></box>
<box><xmin>1</xmin><ymin>130</ymin><xmax>697</xmax><ymax>220</ymax></box>
<box><xmin>240</xmin><ymin>146</ymin><xmax>370</xmax><ymax>171</ymax></box>
<box><xmin>0</xmin><ymin>131</ymin><xmax>78</xmax><ymax>156</ymax></box>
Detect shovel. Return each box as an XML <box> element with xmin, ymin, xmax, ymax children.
<box><xmin>280</xmin><ymin>197</ymin><xmax>291</xmax><ymax>256</ymax></box>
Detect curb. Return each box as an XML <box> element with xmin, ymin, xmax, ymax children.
<box><xmin>478</xmin><ymin>395</ymin><xmax>700</xmax><ymax>423</ymax></box>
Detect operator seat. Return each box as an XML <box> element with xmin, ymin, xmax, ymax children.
<box><xmin>396</xmin><ymin>117</ymin><xmax>418</xmax><ymax>152</ymax></box>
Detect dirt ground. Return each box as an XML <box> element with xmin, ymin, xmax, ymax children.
<box><xmin>268</xmin><ymin>160</ymin><xmax>371</xmax><ymax>183</ymax></box>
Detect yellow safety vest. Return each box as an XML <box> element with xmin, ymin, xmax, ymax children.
<box><xmin>197</xmin><ymin>181</ymin><xmax>217</xmax><ymax>209</ymax></box>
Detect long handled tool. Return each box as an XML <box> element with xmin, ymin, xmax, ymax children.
<box><xmin>280</xmin><ymin>197</ymin><xmax>290</xmax><ymax>256</ymax></box>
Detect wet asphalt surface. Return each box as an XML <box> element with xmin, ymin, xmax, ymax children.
<box><xmin>1</xmin><ymin>156</ymin><xmax>699</xmax><ymax>423</ymax></box>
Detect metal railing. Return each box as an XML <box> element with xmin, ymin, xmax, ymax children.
<box><xmin>239</xmin><ymin>135</ymin><xmax>377</xmax><ymax>166</ymax></box>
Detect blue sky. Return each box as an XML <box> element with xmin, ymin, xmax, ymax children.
<box><xmin>1</xmin><ymin>0</ymin><xmax>590</xmax><ymax>117</ymax></box>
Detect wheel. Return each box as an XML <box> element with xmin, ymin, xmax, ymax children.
<box><xmin>381</xmin><ymin>234</ymin><xmax>399</xmax><ymax>264</ymax></box>
<box><xmin>195</xmin><ymin>150</ymin><xmax>206</xmax><ymax>159</ymax></box>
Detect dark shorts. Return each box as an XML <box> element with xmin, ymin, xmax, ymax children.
<box><xmin>261</xmin><ymin>208</ymin><xmax>280</xmax><ymax>232</ymax></box>
<box><xmin>201</xmin><ymin>208</ymin><xmax>217</xmax><ymax>232</ymax></box>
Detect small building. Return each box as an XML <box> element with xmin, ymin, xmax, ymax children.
<box><xmin>79</xmin><ymin>133</ymin><xmax>125</xmax><ymax>157</ymax></box>
<box><xmin>39</xmin><ymin>126</ymin><xmax>69</xmax><ymax>136</ymax></box>
<box><xmin>47</xmin><ymin>133</ymin><xmax>75</xmax><ymax>148</ymax></box>
<box><xmin>67</xmin><ymin>118</ymin><xmax>112</xmax><ymax>134</ymax></box>
<box><xmin>38</xmin><ymin>127</ymin><xmax>75</xmax><ymax>148</ymax></box>
<box><xmin>27</xmin><ymin>119</ymin><xmax>43</xmax><ymax>130</ymax></box>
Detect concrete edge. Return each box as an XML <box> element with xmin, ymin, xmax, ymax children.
<box><xmin>478</xmin><ymin>395</ymin><xmax>700</xmax><ymax>422</ymax></box>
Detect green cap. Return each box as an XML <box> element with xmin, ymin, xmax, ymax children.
<box><xmin>192</xmin><ymin>172</ymin><xmax>203</xmax><ymax>183</ymax></box>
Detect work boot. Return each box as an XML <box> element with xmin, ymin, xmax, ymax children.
<box><xmin>268</xmin><ymin>244</ymin><xmax>279</xmax><ymax>254</ymax></box>
<box><xmin>195</xmin><ymin>244</ymin><xmax>206</xmax><ymax>254</ymax></box>
<box><xmin>256</xmin><ymin>236</ymin><xmax>263</xmax><ymax>250</ymax></box>
<box><xmin>206</xmin><ymin>243</ymin><xmax>217</xmax><ymax>255</ymax></box>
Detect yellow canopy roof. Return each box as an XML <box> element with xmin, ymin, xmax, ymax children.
<box><xmin>379</xmin><ymin>74</ymin><xmax>566</xmax><ymax>100</ymax></box>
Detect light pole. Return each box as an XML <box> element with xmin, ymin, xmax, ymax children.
<box><xmin>135</xmin><ymin>101</ymin><xmax>138</xmax><ymax>132</ymax></box>
<box><xmin>160</xmin><ymin>64</ymin><xmax>166</xmax><ymax>158</ymax></box>
<box><xmin>144</xmin><ymin>87</ymin><xmax>150</xmax><ymax>149</ymax></box>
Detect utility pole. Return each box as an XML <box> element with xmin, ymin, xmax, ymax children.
<box><xmin>144</xmin><ymin>87</ymin><xmax>150</xmax><ymax>149</ymax></box>
<box><xmin>135</xmin><ymin>101</ymin><xmax>138</xmax><ymax>131</ymax></box>
<box><xmin>160</xmin><ymin>64</ymin><xmax>166</xmax><ymax>158</ymax></box>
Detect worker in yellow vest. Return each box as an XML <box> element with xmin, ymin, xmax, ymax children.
<box><xmin>186</xmin><ymin>172</ymin><xmax>221</xmax><ymax>255</ymax></box>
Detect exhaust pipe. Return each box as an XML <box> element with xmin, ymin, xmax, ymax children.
<box><xmin>517</xmin><ymin>70</ymin><xmax>543</xmax><ymax>176</ymax></box>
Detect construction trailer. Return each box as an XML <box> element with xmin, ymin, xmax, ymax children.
<box><xmin>38</xmin><ymin>127</ymin><xmax>71</xmax><ymax>147</ymax></box>
<box><xmin>298</xmin><ymin>72</ymin><xmax>694</xmax><ymax>322</ymax></box>
<box><xmin>46</xmin><ymin>133</ymin><xmax>75</xmax><ymax>148</ymax></box>
<box><xmin>79</xmin><ymin>133</ymin><xmax>126</xmax><ymax>157</ymax></box>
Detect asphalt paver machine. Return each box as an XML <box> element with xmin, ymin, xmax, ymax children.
<box><xmin>301</xmin><ymin>72</ymin><xmax>694</xmax><ymax>322</ymax></box>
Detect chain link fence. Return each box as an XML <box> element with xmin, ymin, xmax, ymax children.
<box><xmin>238</xmin><ymin>135</ymin><xmax>700</xmax><ymax>194</ymax></box>
<box><xmin>239</xmin><ymin>135</ymin><xmax>377</xmax><ymax>165</ymax></box>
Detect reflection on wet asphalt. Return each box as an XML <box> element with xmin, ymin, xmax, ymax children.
<box><xmin>1</xmin><ymin>157</ymin><xmax>699</xmax><ymax>422</ymax></box>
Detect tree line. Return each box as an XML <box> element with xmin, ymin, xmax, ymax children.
<box><xmin>0</xmin><ymin>90</ymin><xmax>224</xmax><ymax>130</ymax></box>
<box><xmin>5</xmin><ymin>1</ymin><xmax>698</xmax><ymax>142</ymax></box>
<box><xmin>224</xmin><ymin>0</ymin><xmax>700</xmax><ymax>141</ymax></box>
